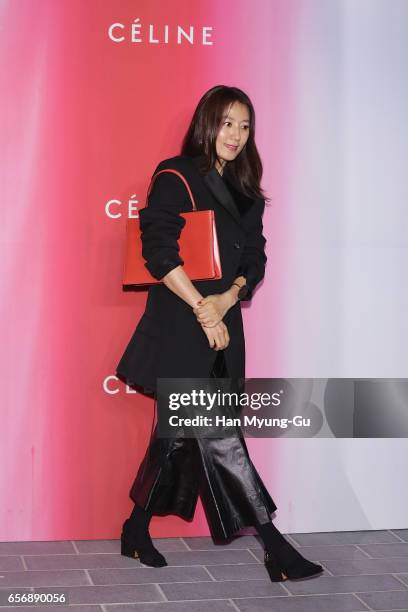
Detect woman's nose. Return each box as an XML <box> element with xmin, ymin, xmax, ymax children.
<box><xmin>230</xmin><ymin>127</ymin><xmax>240</xmax><ymax>141</ymax></box>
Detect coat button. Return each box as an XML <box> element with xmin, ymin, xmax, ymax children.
<box><xmin>233</xmin><ymin>241</ymin><xmax>241</xmax><ymax>249</ymax></box>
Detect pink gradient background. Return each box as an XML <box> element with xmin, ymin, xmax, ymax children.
<box><xmin>1</xmin><ymin>0</ymin><xmax>297</xmax><ymax>540</ymax></box>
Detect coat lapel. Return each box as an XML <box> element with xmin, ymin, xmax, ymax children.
<box><xmin>204</xmin><ymin>168</ymin><xmax>244</xmax><ymax>227</ymax></box>
<box><xmin>222</xmin><ymin>164</ymin><xmax>257</xmax><ymax>218</ymax></box>
<box><xmin>191</xmin><ymin>155</ymin><xmax>243</xmax><ymax>228</ymax></box>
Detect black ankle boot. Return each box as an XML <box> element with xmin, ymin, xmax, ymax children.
<box><xmin>121</xmin><ymin>511</ymin><xmax>167</xmax><ymax>567</ymax></box>
<box><xmin>264</xmin><ymin>540</ymin><xmax>323</xmax><ymax>581</ymax></box>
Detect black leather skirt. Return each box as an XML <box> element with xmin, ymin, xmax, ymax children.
<box><xmin>128</xmin><ymin>351</ymin><xmax>277</xmax><ymax>540</ymax></box>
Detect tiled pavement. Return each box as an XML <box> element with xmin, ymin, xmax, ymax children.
<box><xmin>1</xmin><ymin>530</ymin><xmax>408</xmax><ymax>611</ymax></box>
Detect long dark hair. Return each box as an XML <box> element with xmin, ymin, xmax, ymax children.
<box><xmin>181</xmin><ymin>85</ymin><xmax>269</xmax><ymax>202</ymax></box>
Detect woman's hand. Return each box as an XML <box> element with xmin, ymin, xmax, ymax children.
<box><xmin>200</xmin><ymin>320</ymin><xmax>230</xmax><ymax>350</ymax></box>
<box><xmin>193</xmin><ymin>292</ymin><xmax>235</xmax><ymax>327</ymax></box>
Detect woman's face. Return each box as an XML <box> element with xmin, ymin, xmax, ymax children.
<box><xmin>215</xmin><ymin>101</ymin><xmax>250</xmax><ymax>173</ymax></box>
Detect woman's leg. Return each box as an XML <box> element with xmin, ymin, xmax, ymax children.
<box><xmin>127</xmin><ymin>502</ymin><xmax>153</xmax><ymax>532</ymax></box>
<box><xmin>206</xmin><ymin>351</ymin><xmax>295</xmax><ymax>548</ymax></box>
<box><xmin>255</xmin><ymin>518</ymin><xmax>288</xmax><ymax>550</ymax></box>
<box><xmin>204</xmin><ymin>351</ymin><xmax>323</xmax><ymax>581</ymax></box>
<box><xmin>193</xmin><ymin>350</ymin><xmax>277</xmax><ymax>539</ymax></box>
<box><xmin>122</xmin><ymin>398</ymin><xmax>201</xmax><ymax>566</ymax></box>
<box><xmin>121</xmin><ymin>495</ymin><xmax>167</xmax><ymax>567</ymax></box>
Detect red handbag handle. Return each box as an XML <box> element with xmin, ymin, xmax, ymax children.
<box><xmin>146</xmin><ymin>168</ymin><xmax>197</xmax><ymax>212</ymax></box>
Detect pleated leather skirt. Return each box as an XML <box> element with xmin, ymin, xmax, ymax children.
<box><xmin>129</xmin><ymin>351</ymin><xmax>277</xmax><ymax>540</ymax></box>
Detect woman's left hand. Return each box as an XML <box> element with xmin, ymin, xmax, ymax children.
<box><xmin>193</xmin><ymin>293</ymin><xmax>234</xmax><ymax>327</ymax></box>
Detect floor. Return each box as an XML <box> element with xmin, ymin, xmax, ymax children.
<box><xmin>1</xmin><ymin>530</ymin><xmax>408</xmax><ymax>611</ymax></box>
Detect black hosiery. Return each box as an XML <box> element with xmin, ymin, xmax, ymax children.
<box><xmin>128</xmin><ymin>503</ymin><xmax>152</xmax><ymax>529</ymax></box>
<box><xmin>255</xmin><ymin>519</ymin><xmax>288</xmax><ymax>553</ymax></box>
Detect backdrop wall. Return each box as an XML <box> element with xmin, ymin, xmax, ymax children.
<box><xmin>1</xmin><ymin>0</ymin><xmax>407</xmax><ymax>541</ymax></box>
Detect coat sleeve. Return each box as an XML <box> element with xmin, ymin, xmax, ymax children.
<box><xmin>138</xmin><ymin>169</ymin><xmax>191</xmax><ymax>280</ymax></box>
<box><xmin>236</xmin><ymin>198</ymin><xmax>267</xmax><ymax>301</ymax></box>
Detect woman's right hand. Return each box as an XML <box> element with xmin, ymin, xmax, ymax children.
<box><xmin>201</xmin><ymin>320</ymin><xmax>230</xmax><ymax>350</ymax></box>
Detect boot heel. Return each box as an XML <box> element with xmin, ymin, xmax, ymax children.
<box><xmin>120</xmin><ymin>539</ymin><xmax>139</xmax><ymax>559</ymax></box>
<box><xmin>264</xmin><ymin>550</ymin><xmax>287</xmax><ymax>582</ymax></box>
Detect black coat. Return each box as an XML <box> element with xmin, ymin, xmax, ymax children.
<box><xmin>116</xmin><ymin>154</ymin><xmax>267</xmax><ymax>394</ymax></box>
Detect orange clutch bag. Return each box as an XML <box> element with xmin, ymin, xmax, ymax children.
<box><xmin>122</xmin><ymin>169</ymin><xmax>222</xmax><ymax>287</ymax></box>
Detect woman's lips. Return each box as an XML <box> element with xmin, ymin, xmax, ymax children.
<box><xmin>225</xmin><ymin>144</ymin><xmax>238</xmax><ymax>151</ymax></box>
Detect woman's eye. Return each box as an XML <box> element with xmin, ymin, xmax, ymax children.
<box><xmin>223</xmin><ymin>122</ymin><xmax>249</xmax><ymax>129</ymax></box>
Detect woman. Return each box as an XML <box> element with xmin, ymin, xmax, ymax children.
<box><xmin>116</xmin><ymin>85</ymin><xmax>323</xmax><ymax>582</ymax></box>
